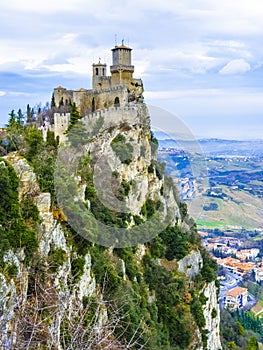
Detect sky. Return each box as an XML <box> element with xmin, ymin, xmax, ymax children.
<box><xmin>0</xmin><ymin>0</ymin><xmax>263</xmax><ymax>140</ymax></box>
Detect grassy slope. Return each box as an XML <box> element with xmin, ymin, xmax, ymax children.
<box><xmin>189</xmin><ymin>185</ymin><xmax>263</xmax><ymax>230</ymax></box>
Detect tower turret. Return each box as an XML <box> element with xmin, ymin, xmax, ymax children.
<box><xmin>92</xmin><ymin>59</ymin><xmax>108</xmax><ymax>90</ymax></box>
<box><xmin>110</xmin><ymin>43</ymin><xmax>134</xmax><ymax>88</ymax></box>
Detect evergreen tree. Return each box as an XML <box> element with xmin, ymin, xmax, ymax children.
<box><xmin>17</xmin><ymin>108</ymin><xmax>24</xmax><ymax>126</ymax></box>
<box><xmin>24</xmin><ymin>126</ymin><xmax>44</xmax><ymax>162</ymax></box>
<box><xmin>246</xmin><ymin>337</ymin><xmax>259</xmax><ymax>350</ymax></box>
<box><xmin>46</xmin><ymin>129</ymin><xmax>57</xmax><ymax>148</ymax></box>
<box><xmin>6</xmin><ymin>110</ymin><xmax>17</xmax><ymax>129</ymax></box>
<box><xmin>0</xmin><ymin>159</ymin><xmax>37</xmax><ymax>265</ymax></box>
<box><xmin>51</xmin><ymin>92</ymin><xmax>56</xmax><ymax>108</ymax></box>
<box><xmin>26</xmin><ymin>104</ymin><xmax>35</xmax><ymax>123</ymax></box>
<box><xmin>227</xmin><ymin>342</ymin><xmax>237</xmax><ymax>350</ymax></box>
<box><xmin>6</xmin><ymin>110</ymin><xmax>24</xmax><ymax>151</ymax></box>
<box><xmin>67</xmin><ymin>103</ymin><xmax>81</xmax><ymax>132</ymax></box>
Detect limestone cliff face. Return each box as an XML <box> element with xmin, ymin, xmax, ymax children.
<box><xmin>1</xmin><ymin>103</ymin><xmax>221</xmax><ymax>350</ymax></box>
<box><xmin>202</xmin><ymin>281</ymin><xmax>221</xmax><ymax>350</ymax></box>
<box><xmin>82</xmin><ymin>106</ymin><xmax>179</xmax><ymax>220</ymax></box>
<box><xmin>178</xmin><ymin>250</ymin><xmax>203</xmax><ymax>279</ymax></box>
<box><xmin>178</xmin><ymin>252</ymin><xmax>221</xmax><ymax>350</ymax></box>
<box><xmin>2</xmin><ymin>155</ymin><xmax>96</xmax><ymax>350</ymax></box>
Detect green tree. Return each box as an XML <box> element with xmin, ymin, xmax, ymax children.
<box><xmin>6</xmin><ymin>110</ymin><xmax>25</xmax><ymax>152</ymax></box>
<box><xmin>51</xmin><ymin>92</ymin><xmax>56</xmax><ymax>108</ymax></box>
<box><xmin>160</xmin><ymin>225</ymin><xmax>190</xmax><ymax>260</ymax></box>
<box><xmin>46</xmin><ymin>130</ymin><xmax>57</xmax><ymax>148</ymax></box>
<box><xmin>200</xmin><ymin>247</ymin><xmax>217</xmax><ymax>283</ymax></box>
<box><xmin>26</xmin><ymin>104</ymin><xmax>35</xmax><ymax>123</ymax></box>
<box><xmin>246</xmin><ymin>337</ymin><xmax>258</xmax><ymax>350</ymax></box>
<box><xmin>0</xmin><ymin>159</ymin><xmax>37</xmax><ymax>266</ymax></box>
<box><xmin>6</xmin><ymin>110</ymin><xmax>17</xmax><ymax>129</ymax></box>
<box><xmin>67</xmin><ymin>103</ymin><xmax>81</xmax><ymax>131</ymax></box>
<box><xmin>111</xmin><ymin>134</ymin><xmax>133</xmax><ymax>165</ymax></box>
<box><xmin>227</xmin><ymin>341</ymin><xmax>237</xmax><ymax>350</ymax></box>
<box><xmin>190</xmin><ymin>296</ymin><xmax>206</xmax><ymax>329</ymax></box>
<box><xmin>17</xmin><ymin>108</ymin><xmax>24</xmax><ymax>126</ymax></box>
<box><xmin>24</xmin><ymin>126</ymin><xmax>44</xmax><ymax>162</ymax></box>
<box><xmin>179</xmin><ymin>202</ymin><xmax>188</xmax><ymax>220</ymax></box>
<box><xmin>31</xmin><ymin>148</ymin><xmax>56</xmax><ymax>199</ymax></box>
<box><xmin>236</xmin><ymin>321</ymin><xmax>245</xmax><ymax>336</ymax></box>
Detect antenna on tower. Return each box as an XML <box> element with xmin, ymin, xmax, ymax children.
<box><xmin>115</xmin><ymin>34</ymin><xmax>117</xmax><ymax>46</ymax></box>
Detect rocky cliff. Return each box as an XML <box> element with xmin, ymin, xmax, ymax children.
<box><xmin>0</xmin><ymin>102</ymin><xmax>221</xmax><ymax>349</ymax></box>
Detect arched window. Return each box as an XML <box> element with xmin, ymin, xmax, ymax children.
<box><xmin>95</xmin><ymin>68</ymin><xmax>99</xmax><ymax>75</ymax></box>
<box><xmin>102</xmin><ymin>68</ymin><xmax>105</xmax><ymax>76</ymax></box>
<box><xmin>114</xmin><ymin>97</ymin><xmax>120</xmax><ymax>107</ymax></box>
<box><xmin>92</xmin><ymin>97</ymin><xmax>95</xmax><ymax>112</ymax></box>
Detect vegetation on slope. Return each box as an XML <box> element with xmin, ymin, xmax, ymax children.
<box><xmin>0</xmin><ymin>158</ymin><xmax>38</xmax><ymax>269</ymax></box>
<box><xmin>0</xmin><ymin>105</ymin><xmax>219</xmax><ymax>349</ymax></box>
<box><xmin>220</xmin><ymin>308</ymin><xmax>261</xmax><ymax>350</ymax></box>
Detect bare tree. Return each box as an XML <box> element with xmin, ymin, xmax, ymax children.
<box><xmin>5</xmin><ymin>263</ymin><xmax>147</xmax><ymax>350</ymax></box>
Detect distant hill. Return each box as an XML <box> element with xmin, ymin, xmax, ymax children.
<box><xmin>154</xmin><ymin>132</ymin><xmax>263</xmax><ymax>157</ymax></box>
<box><xmin>155</xmin><ymin>134</ymin><xmax>263</xmax><ymax>231</ymax></box>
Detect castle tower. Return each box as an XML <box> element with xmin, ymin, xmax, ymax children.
<box><xmin>92</xmin><ymin>59</ymin><xmax>108</xmax><ymax>90</ymax></box>
<box><xmin>110</xmin><ymin>43</ymin><xmax>134</xmax><ymax>88</ymax></box>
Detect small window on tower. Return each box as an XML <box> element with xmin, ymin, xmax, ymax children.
<box><xmin>95</xmin><ymin>68</ymin><xmax>99</xmax><ymax>75</ymax></box>
<box><xmin>114</xmin><ymin>97</ymin><xmax>120</xmax><ymax>107</ymax></box>
<box><xmin>102</xmin><ymin>68</ymin><xmax>105</xmax><ymax>76</ymax></box>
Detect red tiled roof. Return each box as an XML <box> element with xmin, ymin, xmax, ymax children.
<box><xmin>226</xmin><ymin>286</ymin><xmax>247</xmax><ymax>298</ymax></box>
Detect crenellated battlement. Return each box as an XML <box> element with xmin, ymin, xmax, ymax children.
<box><xmin>54</xmin><ymin>104</ymin><xmax>149</xmax><ymax>142</ymax></box>
<box><xmin>53</xmin><ymin>44</ymin><xmax>144</xmax><ymax>142</ymax></box>
<box><xmin>54</xmin><ymin>113</ymin><xmax>70</xmax><ymax>143</ymax></box>
<box><xmin>83</xmin><ymin>85</ymin><xmax>128</xmax><ymax>96</ymax></box>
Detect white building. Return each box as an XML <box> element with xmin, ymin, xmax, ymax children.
<box><xmin>254</xmin><ymin>267</ymin><xmax>263</xmax><ymax>283</ymax></box>
<box><xmin>224</xmin><ymin>287</ymin><xmax>248</xmax><ymax>310</ymax></box>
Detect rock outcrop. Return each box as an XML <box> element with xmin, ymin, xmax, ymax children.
<box><xmin>0</xmin><ymin>102</ymin><xmax>221</xmax><ymax>350</ymax></box>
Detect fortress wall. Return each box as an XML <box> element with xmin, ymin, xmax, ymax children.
<box><xmin>54</xmin><ymin>104</ymin><xmax>150</xmax><ymax>144</ymax></box>
<box><xmin>73</xmin><ymin>88</ymin><xmax>129</xmax><ymax>115</ymax></box>
<box><xmin>54</xmin><ymin>113</ymin><xmax>70</xmax><ymax>143</ymax></box>
<box><xmin>82</xmin><ymin>105</ymin><xmax>149</xmax><ymax>133</ymax></box>
<box><xmin>54</xmin><ymin>89</ymin><xmax>73</xmax><ymax>107</ymax></box>
<box><xmin>93</xmin><ymin>76</ymin><xmax>111</xmax><ymax>90</ymax></box>
<box><xmin>54</xmin><ymin>84</ymin><xmax>141</xmax><ymax>116</ymax></box>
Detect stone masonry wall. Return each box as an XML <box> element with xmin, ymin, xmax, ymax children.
<box><xmin>54</xmin><ymin>104</ymin><xmax>149</xmax><ymax>143</ymax></box>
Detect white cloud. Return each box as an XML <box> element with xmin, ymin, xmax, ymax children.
<box><xmin>8</xmin><ymin>91</ymin><xmax>35</xmax><ymax>97</ymax></box>
<box><xmin>0</xmin><ymin>0</ymin><xmax>263</xmax><ymax>139</ymax></box>
<box><xmin>6</xmin><ymin>0</ymin><xmax>258</xmax><ymax>32</ymax></box>
<box><xmin>219</xmin><ymin>59</ymin><xmax>251</xmax><ymax>75</ymax></box>
<box><xmin>145</xmin><ymin>89</ymin><xmax>225</xmax><ymax>100</ymax></box>
<box><xmin>1</xmin><ymin>0</ymin><xmax>85</xmax><ymax>13</ymax></box>
<box><xmin>0</xmin><ymin>0</ymin><xmax>262</xmax><ymax>79</ymax></box>
<box><xmin>0</xmin><ymin>91</ymin><xmax>6</xmax><ymax>97</ymax></box>
<box><xmin>163</xmin><ymin>0</ymin><xmax>263</xmax><ymax>35</ymax></box>
<box><xmin>134</xmin><ymin>46</ymin><xmax>221</xmax><ymax>76</ymax></box>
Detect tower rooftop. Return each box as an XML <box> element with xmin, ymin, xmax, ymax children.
<box><xmin>112</xmin><ymin>44</ymin><xmax>132</xmax><ymax>51</ymax></box>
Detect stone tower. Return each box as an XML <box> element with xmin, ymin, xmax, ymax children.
<box><xmin>110</xmin><ymin>43</ymin><xmax>134</xmax><ymax>88</ymax></box>
<box><xmin>92</xmin><ymin>60</ymin><xmax>109</xmax><ymax>90</ymax></box>
<box><xmin>53</xmin><ymin>43</ymin><xmax>144</xmax><ymax>131</ymax></box>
